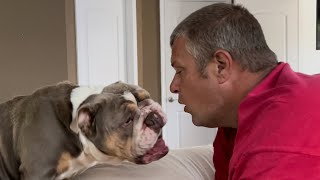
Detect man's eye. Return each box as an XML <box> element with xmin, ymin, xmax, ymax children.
<box><xmin>176</xmin><ymin>70</ymin><xmax>182</xmax><ymax>74</ymax></box>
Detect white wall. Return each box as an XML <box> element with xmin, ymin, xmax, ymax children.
<box><xmin>299</xmin><ymin>0</ymin><xmax>320</xmax><ymax>74</ymax></box>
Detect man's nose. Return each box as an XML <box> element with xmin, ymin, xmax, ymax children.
<box><xmin>170</xmin><ymin>77</ymin><xmax>179</xmax><ymax>94</ymax></box>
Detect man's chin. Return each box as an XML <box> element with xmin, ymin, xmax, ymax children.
<box><xmin>191</xmin><ymin>114</ymin><xmax>208</xmax><ymax>127</ymax></box>
<box><xmin>191</xmin><ymin>118</ymin><xmax>202</xmax><ymax>126</ymax></box>
<box><xmin>184</xmin><ymin>107</ymin><xmax>201</xmax><ymax>126</ymax></box>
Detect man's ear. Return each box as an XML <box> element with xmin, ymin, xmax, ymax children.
<box><xmin>212</xmin><ymin>49</ymin><xmax>233</xmax><ymax>83</ymax></box>
<box><xmin>78</xmin><ymin>107</ymin><xmax>96</xmax><ymax>138</ymax></box>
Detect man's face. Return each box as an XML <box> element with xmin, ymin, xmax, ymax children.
<box><xmin>170</xmin><ymin>37</ymin><xmax>226</xmax><ymax>128</ymax></box>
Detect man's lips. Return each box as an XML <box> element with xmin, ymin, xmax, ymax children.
<box><xmin>177</xmin><ymin>98</ymin><xmax>189</xmax><ymax>113</ymax></box>
<box><xmin>178</xmin><ymin>98</ymin><xmax>184</xmax><ymax>104</ymax></box>
<box><xmin>183</xmin><ymin>105</ymin><xmax>190</xmax><ymax>114</ymax></box>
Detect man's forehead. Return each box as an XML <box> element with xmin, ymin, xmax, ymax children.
<box><xmin>171</xmin><ymin>56</ymin><xmax>183</xmax><ymax>68</ymax></box>
<box><xmin>170</xmin><ymin>40</ymin><xmax>183</xmax><ymax>67</ymax></box>
<box><xmin>170</xmin><ymin>39</ymin><xmax>189</xmax><ymax>68</ymax></box>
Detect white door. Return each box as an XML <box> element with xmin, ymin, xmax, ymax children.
<box><xmin>160</xmin><ymin>0</ymin><xmax>231</xmax><ymax>149</ymax></box>
<box><xmin>234</xmin><ymin>0</ymin><xmax>300</xmax><ymax>71</ymax></box>
<box><xmin>75</xmin><ymin>0</ymin><xmax>138</xmax><ymax>86</ymax></box>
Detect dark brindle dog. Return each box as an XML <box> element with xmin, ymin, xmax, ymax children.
<box><xmin>0</xmin><ymin>81</ymin><xmax>168</xmax><ymax>180</ymax></box>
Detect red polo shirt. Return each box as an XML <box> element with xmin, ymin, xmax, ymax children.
<box><xmin>213</xmin><ymin>63</ymin><xmax>320</xmax><ymax>179</ymax></box>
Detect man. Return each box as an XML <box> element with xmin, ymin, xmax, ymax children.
<box><xmin>169</xmin><ymin>3</ymin><xmax>320</xmax><ymax>180</ymax></box>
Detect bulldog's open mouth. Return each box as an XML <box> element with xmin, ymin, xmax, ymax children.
<box><xmin>135</xmin><ymin>135</ymin><xmax>169</xmax><ymax>164</ymax></box>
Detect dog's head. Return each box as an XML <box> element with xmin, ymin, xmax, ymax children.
<box><xmin>74</xmin><ymin>82</ymin><xmax>168</xmax><ymax>164</ymax></box>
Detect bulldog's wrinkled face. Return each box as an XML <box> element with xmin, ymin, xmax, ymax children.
<box><xmin>76</xmin><ymin>82</ymin><xmax>168</xmax><ymax>164</ymax></box>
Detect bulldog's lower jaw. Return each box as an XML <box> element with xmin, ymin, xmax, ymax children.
<box><xmin>134</xmin><ymin>135</ymin><xmax>169</xmax><ymax>164</ymax></box>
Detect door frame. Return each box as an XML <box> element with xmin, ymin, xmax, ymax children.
<box><xmin>160</xmin><ymin>0</ymin><xmax>232</xmax><ymax>148</ymax></box>
<box><xmin>159</xmin><ymin>0</ymin><xmax>169</xmax><ymax>142</ymax></box>
<box><xmin>74</xmin><ymin>0</ymin><xmax>138</xmax><ymax>85</ymax></box>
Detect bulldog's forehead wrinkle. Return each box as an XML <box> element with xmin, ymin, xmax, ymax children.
<box><xmin>122</xmin><ymin>91</ymin><xmax>137</xmax><ymax>105</ymax></box>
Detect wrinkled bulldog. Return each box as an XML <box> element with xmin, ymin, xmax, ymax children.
<box><xmin>0</xmin><ymin>81</ymin><xmax>168</xmax><ymax>180</ymax></box>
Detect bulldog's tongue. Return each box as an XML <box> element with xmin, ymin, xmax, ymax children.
<box><xmin>141</xmin><ymin>138</ymin><xmax>169</xmax><ymax>164</ymax></box>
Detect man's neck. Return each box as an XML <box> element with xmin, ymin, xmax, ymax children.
<box><xmin>240</xmin><ymin>69</ymin><xmax>271</xmax><ymax>99</ymax></box>
<box><xmin>227</xmin><ymin>67</ymin><xmax>275</xmax><ymax>128</ymax></box>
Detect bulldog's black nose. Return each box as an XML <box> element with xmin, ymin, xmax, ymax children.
<box><xmin>145</xmin><ymin>112</ymin><xmax>163</xmax><ymax>133</ymax></box>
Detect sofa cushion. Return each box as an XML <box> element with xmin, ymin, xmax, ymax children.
<box><xmin>73</xmin><ymin>145</ymin><xmax>214</xmax><ymax>180</ymax></box>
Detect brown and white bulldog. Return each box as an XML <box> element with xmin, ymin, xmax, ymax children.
<box><xmin>0</xmin><ymin>81</ymin><xmax>168</xmax><ymax>180</ymax></box>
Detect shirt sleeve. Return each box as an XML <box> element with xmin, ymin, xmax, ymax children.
<box><xmin>232</xmin><ymin>151</ymin><xmax>320</xmax><ymax>180</ymax></box>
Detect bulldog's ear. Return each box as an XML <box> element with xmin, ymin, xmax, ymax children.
<box><xmin>102</xmin><ymin>81</ymin><xmax>151</xmax><ymax>102</ymax></box>
<box><xmin>132</xmin><ymin>89</ymin><xmax>151</xmax><ymax>102</ymax></box>
<box><xmin>78</xmin><ymin>108</ymin><xmax>96</xmax><ymax>138</ymax></box>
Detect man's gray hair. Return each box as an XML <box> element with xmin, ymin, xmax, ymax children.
<box><xmin>170</xmin><ymin>3</ymin><xmax>278</xmax><ymax>74</ymax></box>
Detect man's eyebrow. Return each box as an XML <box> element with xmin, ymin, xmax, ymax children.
<box><xmin>171</xmin><ymin>56</ymin><xmax>176</xmax><ymax>67</ymax></box>
<box><xmin>171</xmin><ymin>61</ymin><xmax>175</xmax><ymax>67</ymax></box>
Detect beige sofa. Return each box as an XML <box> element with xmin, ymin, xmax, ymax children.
<box><xmin>74</xmin><ymin>145</ymin><xmax>215</xmax><ymax>180</ymax></box>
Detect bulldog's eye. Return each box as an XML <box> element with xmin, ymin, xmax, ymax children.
<box><xmin>122</xmin><ymin>117</ymin><xmax>133</xmax><ymax>127</ymax></box>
